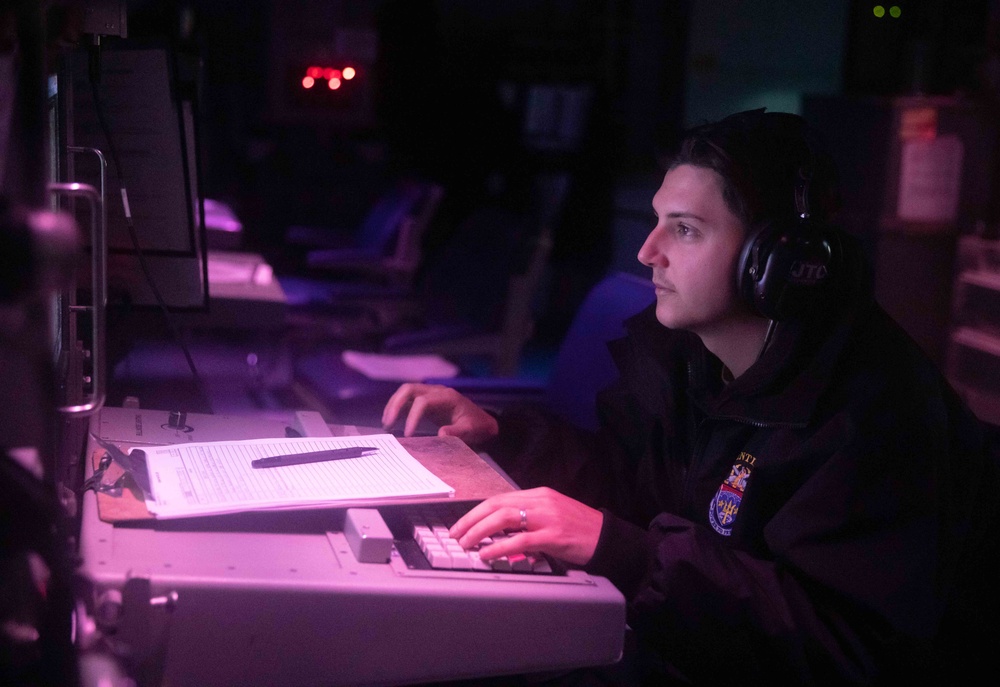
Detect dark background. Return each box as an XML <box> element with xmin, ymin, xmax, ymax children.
<box><xmin>9</xmin><ymin>0</ymin><xmax>1000</xmax><ymax>362</ymax></box>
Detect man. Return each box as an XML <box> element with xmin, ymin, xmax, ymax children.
<box><xmin>381</xmin><ymin>110</ymin><xmax>996</xmax><ymax>684</ymax></box>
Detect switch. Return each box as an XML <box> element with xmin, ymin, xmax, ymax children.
<box><xmin>344</xmin><ymin>508</ymin><xmax>394</xmax><ymax>564</ymax></box>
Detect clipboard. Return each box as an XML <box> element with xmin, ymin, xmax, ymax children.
<box><xmin>90</xmin><ymin>435</ymin><xmax>515</xmax><ymax>523</ymax></box>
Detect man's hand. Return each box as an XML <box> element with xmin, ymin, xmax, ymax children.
<box><xmin>382</xmin><ymin>383</ymin><xmax>499</xmax><ymax>446</ymax></box>
<box><xmin>449</xmin><ymin>487</ymin><xmax>604</xmax><ymax>567</ymax></box>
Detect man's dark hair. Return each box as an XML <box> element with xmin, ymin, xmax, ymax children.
<box><xmin>660</xmin><ymin>109</ymin><xmax>841</xmax><ymax>231</ymax></box>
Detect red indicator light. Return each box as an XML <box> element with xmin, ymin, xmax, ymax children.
<box><xmin>299</xmin><ymin>65</ymin><xmax>353</xmax><ymax>93</ymax></box>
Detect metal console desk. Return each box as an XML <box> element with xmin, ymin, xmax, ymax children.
<box><xmin>75</xmin><ymin>406</ymin><xmax>626</xmax><ymax>687</ymax></box>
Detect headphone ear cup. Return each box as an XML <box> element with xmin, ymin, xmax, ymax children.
<box><xmin>736</xmin><ymin>221</ymin><xmax>778</xmax><ymax>316</ymax></box>
<box><xmin>737</xmin><ymin>218</ymin><xmax>839</xmax><ymax>320</ymax></box>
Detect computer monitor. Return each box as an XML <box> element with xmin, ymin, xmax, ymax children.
<box><xmin>58</xmin><ymin>42</ymin><xmax>208</xmax><ymax>312</ymax></box>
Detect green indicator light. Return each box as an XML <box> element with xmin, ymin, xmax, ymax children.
<box><xmin>873</xmin><ymin>5</ymin><xmax>885</xmax><ymax>18</ymax></box>
<box><xmin>889</xmin><ymin>6</ymin><xmax>901</xmax><ymax>18</ymax></box>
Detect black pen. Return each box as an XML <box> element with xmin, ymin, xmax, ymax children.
<box><xmin>251</xmin><ymin>446</ymin><xmax>379</xmax><ymax>469</ymax></box>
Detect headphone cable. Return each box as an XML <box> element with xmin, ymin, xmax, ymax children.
<box><xmin>757</xmin><ymin>319</ymin><xmax>778</xmax><ymax>362</ymax></box>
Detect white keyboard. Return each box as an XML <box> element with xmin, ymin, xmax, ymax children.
<box><xmin>402</xmin><ymin>503</ymin><xmax>554</xmax><ymax>574</ymax></box>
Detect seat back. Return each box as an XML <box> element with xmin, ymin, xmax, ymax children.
<box><xmin>543</xmin><ymin>271</ymin><xmax>655</xmax><ymax>431</ymax></box>
<box><xmin>382</xmin><ymin>182</ymin><xmax>444</xmax><ymax>282</ymax></box>
<box><xmin>355</xmin><ymin>180</ymin><xmax>429</xmax><ymax>255</ymax></box>
<box><xmin>387</xmin><ymin>173</ymin><xmax>568</xmax><ymax>375</ymax></box>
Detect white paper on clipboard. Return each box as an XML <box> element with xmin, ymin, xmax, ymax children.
<box><xmin>141</xmin><ymin>434</ymin><xmax>454</xmax><ymax>519</ymax></box>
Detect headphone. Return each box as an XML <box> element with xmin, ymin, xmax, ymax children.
<box><xmin>735</xmin><ymin>161</ymin><xmax>841</xmax><ymax>321</ymax></box>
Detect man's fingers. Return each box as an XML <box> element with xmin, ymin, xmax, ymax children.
<box><xmin>450</xmin><ymin>497</ymin><xmax>511</xmax><ymax>539</ymax></box>
<box><xmin>440</xmin><ymin>415</ymin><xmax>477</xmax><ymax>439</ymax></box>
<box><xmin>381</xmin><ymin>383</ymin><xmax>418</xmax><ymax>427</ymax></box>
<box><xmin>456</xmin><ymin>509</ymin><xmax>516</xmax><ymax>551</ymax></box>
<box><xmin>477</xmin><ymin>531</ymin><xmax>535</xmax><ymax>561</ymax></box>
<box><xmin>449</xmin><ymin>499</ymin><xmax>494</xmax><ymax>540</ymax></box>
<box><xmin>453</xmin><ymin>502</ymin><xmax>527</xmax><ymax>549</ymax></box>
<box><xmin>403</xmin><ymin>394</ymin><xmax>430</xmax><ymax>437</ymax></box>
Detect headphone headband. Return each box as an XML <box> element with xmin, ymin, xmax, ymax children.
<box><xmin>678</xmin><ymin>109</ymin><xmax>842</xmax><ymax>320</ymax></box>
<box><xmin>794</xmin><ymin>166</ymin><xmax>812</xmax><ymax>219</ymax></box>
<box><xmin>736</xmin><ymin>163</ymin><xmax>839</xmax><ymax>321</ymax></box>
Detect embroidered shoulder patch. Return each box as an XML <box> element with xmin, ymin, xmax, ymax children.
<box><xmin>708</xmin><ymin>452</ymin><xmax>756</xmax><ymax>536</ymax></box>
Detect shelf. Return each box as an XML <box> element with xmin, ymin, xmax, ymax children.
<box><xmin>957</xmin><ymin>270</ymin><xmax>1000</xmax><ymax>292</ymax></box>
<box><xmin>950</xmin><ymin>327</ymin><xmax>1000</xmax><ymax>356</ymax></box>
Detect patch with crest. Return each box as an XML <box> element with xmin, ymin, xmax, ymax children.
<box><xmin>708</xmin><ymin>451</ymin><xmax>756</xmax><ymax>536</ymax></box>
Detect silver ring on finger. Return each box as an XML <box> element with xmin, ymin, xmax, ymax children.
<box><xmin>519</xmin><ymin>508</ymin><xmax>528</xmax><ymax>531</ymax></box>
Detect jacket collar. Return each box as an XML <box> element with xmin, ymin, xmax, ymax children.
<box><xmin>622</xmin><ymin>297</ymin><xmax>867</xmax><ymax>427</ymax></box>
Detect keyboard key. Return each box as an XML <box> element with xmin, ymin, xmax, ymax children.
<box><xmin>508</xmin><ymin>553</ymin><xmax>532</xmax><ymax>572</ymax></box>
<box><xmin>396</xmin><ymin>504</ymin><xmax>557</xmax><ymax>576</ymax></box>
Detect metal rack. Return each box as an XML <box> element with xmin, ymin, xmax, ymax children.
<box><xmin>945</xmin><ymin>235</ymin><xmax>1000</xmax><ymax>426</ymax></box>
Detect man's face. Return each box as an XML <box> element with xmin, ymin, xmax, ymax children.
<box><xmin>638</xmin><ymin>164</ymin><xmax>750</xmax><ymax>337</ymax></box>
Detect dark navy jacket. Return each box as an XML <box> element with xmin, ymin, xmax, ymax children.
<box><xmin>487</xmin><ymin>295</ymin><xmax>997</xmax><ymax>685</ymax></box>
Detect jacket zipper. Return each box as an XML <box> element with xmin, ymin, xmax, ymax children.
<box><xmin>681</xmin><ymin>417</ymin><xmax>712</xmax><ymax>512</ymax></box>
<box><xmin>680</xmin><ymin>415</ymin><xmax>807</xmax><ymax>512</ymax></box>
<box><xmin>679</xmin><ymin>362</ymin><xmax>808</xmax><ymax>512</ymax></box>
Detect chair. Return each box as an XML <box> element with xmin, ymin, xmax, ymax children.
<box><xmin>436</xmin><ymin>270</ymin><xmax>655</xmax><ymax>430</ymax></box>
<box><xmin>300</xmin><ymin>180</ymin><xmax>444</xmax><ymax>288</ymax></box>
<box><xmin>376</xmin><ymin>205</ymin><xmax>553</xmax><ymax>377</ymax></box>
<box><xmin>288</xmin><ymin>200</ymin><xmax>553</xmax><ymax>427</ymax></box>
<box><xmin>377</xmin><ymin>172</ymin><xmax>569</xmax><ymax>377</ymax></box>
<box><xmin>291</xmin><ymin>271</ymin><xmax>655</xmax><ymax>431</ymax></box>
<box><xmin>536</xmin><ymin>270</ymin><xmax>655</xmax><ymax>429</ymax></box>
<box><xmin>278</xmin><ymin>179</ymin><xmax>444</xmax><ymax>338</ymax></box>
